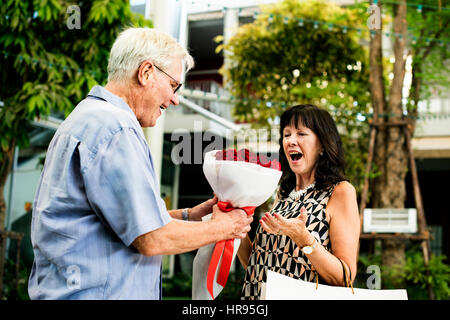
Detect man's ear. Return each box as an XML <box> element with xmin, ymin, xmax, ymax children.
<box><xmin>138</xmin><ymin>60</ymin><xmax>153</xmax><ymax>85</ymax></box>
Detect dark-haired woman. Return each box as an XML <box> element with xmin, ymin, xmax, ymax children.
<box><xmin>238</xmin><ymin>104</ymin><xmax>360</xmax><ymax>300</ymax></box>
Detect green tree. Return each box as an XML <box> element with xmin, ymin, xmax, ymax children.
<box><xmin>221</xmin><ymin>0</ymin><xmax>449</xmax><ymax>299</ymax></box>
<box><xmin>366</xmin><ymin>0</ymin><xmax>448</xmax><ymax>298</ymax></box>
<box><xmin>219</xmin><ymin>0</ymin><xmax>371</xmax><ymax>192</ymax></box>
<box><xmin>0</xmin><ymin>0</ymin><xmax>151</xmax><ymax>296</ymax></box>
<box><xmin>407</xmin><ymin>1</ymin><xmax>449</xmax><ymax>130</ymax></box>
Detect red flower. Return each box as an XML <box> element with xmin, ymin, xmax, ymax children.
<box><xmin>258</xmin><ymin>154</ymin><xmax>270</xmax><ymax>167</ymax></box>
<box><xmin>214</xmin><ymin>149</ymin><xmax>281</xmax><ymax>171</ymax></box>
<box><xmin>236</xmin><ymin>149</ymin><xmax>247</xmax><ymax>162</ymax></box>
<box><xmin>249</xmin><ymin>153</ymin><xmax>258</xmax><ymax>164</ymax></box>
<box><xmin>223</xmin><ymin>149</ymin><xmax>236</xmax><ymax>161</ymax></box>
<box><xmin>270</xmin><ymin>159</ymin><xmax>281</xmax><ymax>171</ymax></box>
<box><xmin>215</xmin><ymin>150</ymin><xmax>224</xmax><ymax>160</ymax></box>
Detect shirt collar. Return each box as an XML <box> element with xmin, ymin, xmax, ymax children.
<box><xmin>87</xmin><ymin>85</ymin><xmax>136</xmax><ymax>117</ymax></box>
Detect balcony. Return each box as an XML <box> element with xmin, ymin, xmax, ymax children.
<box><xmin>413</xmin><ymin>97</ymin><xmax>450</xmax><ymax>158</ymax></box>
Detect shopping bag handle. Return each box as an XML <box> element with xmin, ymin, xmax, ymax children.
<box><xmin>338</xmin><ymin>257</ymin><xmax>355</xmax><ymax>294</ymax></box>
<box><xmin>315</xmin><ymin>258</ymin><xmax>354</xmax><ymax>294</ymax></box>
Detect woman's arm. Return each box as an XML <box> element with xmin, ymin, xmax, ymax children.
<box><xmin>324</xmin><ymin>181</ymin><xmax>360</xmax><ymax>282</ymax></box>
<box><xmin>260</xmin><ymin>181</ymin><xmax>360</xmax><ymax>285</ymax></box>
<box><xmin>237</xmin><ymin>235</ymin><xmax>252</xmax><ymax>270</ymax></box>
<box><xmin>298</xmin><ymin>181</ymin><xmax>360</xmax><ymax>285</ymax></box>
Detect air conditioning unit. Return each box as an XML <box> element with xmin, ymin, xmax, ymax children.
<box><xmin>363</xmin><ymin>208</ymin><xmax>417</xmax><ymax>233</ymax></box>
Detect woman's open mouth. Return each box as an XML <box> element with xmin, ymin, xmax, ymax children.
<box><xmin>289</xmin><ymin>151</ymin><xmax>303</xmax><ymax>162</ymax></box>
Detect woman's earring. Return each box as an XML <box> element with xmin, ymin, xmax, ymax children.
<box><xmin>320</xmin><ymin>151</ymin><xmax>323</xmax><ymax>156</ymax></box>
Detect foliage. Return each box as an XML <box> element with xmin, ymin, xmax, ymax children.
<box><xmin>0</xmin><ymin>0</ymin><xmax>151</xmax><ymax>156</ymax></box>
<box><xmin>2</xmin><ymin>258</ymin><xmax>30</xmax><ymax>300</ymax></box>
<box><xmin>388</xmin><ymin>248</ymin><xmax>450</xmax><ymax>300</ymax></box>
<box><xmin>218</xmin><ymin>0</ymin><xmax>372</xmax><ymax>194</ymax></box>
<box><xmin>0</xmin><ymin>0</ymin><xmax>151</xmax><ymax>235</ymax></box>
<box><xmin>358</xmin><ymin>250</ymin><xmax>382</xmax><ymax>272</ymax></box>
<box><xmin>359</xmin><ymin>243</ymin><xmax>450</xmax><ymax>300</ymax></box>
<box><xmin>405</xmin><ymin>0</ymin><xmax>450</xmax><ymax>109</ymax></box>
<box><xmin>161</xmin><ymin>264</ymin><xmax>246</xmax><ymax>300</ymax></box>
<box><xmin>413</xmin><ymin>49</ymin><xmax>450</xmax><ymax>102</ymax></box>
<box><xmin>356</xmin><ymin>242</ymin><xmax>382</xmax><ymax>289</ymax></box>
<box><xmin>162</xmin><ymin>271</ymin><xmax>192</xmax><ymax>298</ymax></box>
<box><xmin>216</xmin><ymin>265</ymin><xmax>246</xmax><ymax>300</ymax></box>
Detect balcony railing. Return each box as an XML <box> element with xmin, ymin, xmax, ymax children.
<box><xmin>184</xmin><ymin>80</ymin><xmax>232</xmax><ymax>121</ymax></box>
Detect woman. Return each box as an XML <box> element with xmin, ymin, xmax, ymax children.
<box><xmin>238</xmin><ymin>104</ymin><xmax>360</xmax><ymax>300</ymax></box>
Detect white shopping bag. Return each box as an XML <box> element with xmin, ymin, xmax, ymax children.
<box><xmin>260</xmin><ymin>270</ymin><xmax>408</xmax><ymax>300</ymax></box>
<box><xmin>192</xmin><ymin>150</ymin><xmax>282</xmax><ymax>300</ymax></box>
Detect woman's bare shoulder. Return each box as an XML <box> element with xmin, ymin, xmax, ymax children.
<box><xmin>333</xmin><ymin>181</ymin><xmax>356</xmax><ymax>199</ymax></box>
<box><xmin>327</xmin><ymin>181</ymin><xmax>358</xmax><ymax>220</ymax></box>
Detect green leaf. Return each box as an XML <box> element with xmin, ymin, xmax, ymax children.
<box><xmin>27</xmin><ymin>95</ymin><xmax>38</xmax><ymax>113</ymax></box>
<box><xmin>1</xmin><ymin>34</ymin><xmax>15</xmax><ymax>48</ymax></box>
<box><xmin>10</xmin><ymin>14</ymin><xmax>19</xmax><ymax>29</ymax></box>
<box><xmin>1</xmin><ymin>137</ymin><xmax>9</xmax><ymax>151</ymax></box>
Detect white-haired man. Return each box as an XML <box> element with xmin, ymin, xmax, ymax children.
<box><xmin>28</xmin><ymin>28</ymin><xmax>252</xmax><ymax>300</ymax></box>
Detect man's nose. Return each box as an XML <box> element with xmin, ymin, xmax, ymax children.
<box><xmin>170</xmin><ymin>92</ymin><xmax>179</xmax><ymax>105</ymax></box>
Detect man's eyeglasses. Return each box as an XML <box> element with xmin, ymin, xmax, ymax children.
<box><xmin>154</xmin><ymin>64</ymin><xmax>182</xmax><ymax>94</ymax></box>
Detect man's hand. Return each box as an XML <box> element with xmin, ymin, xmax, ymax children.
<box><xmin>133</xmin><ymin>202</ymin><xmax>253</xmax><ymax>256</ymax></box>
<box><xmin>188</xmin><ymin>194</ymin><xmax>218</xmax><ymax>221</ymax></box>
<box><xmin>211</xmin><ymin>204</ymin><xmax>253</xmax><ymax>239</ymax></box>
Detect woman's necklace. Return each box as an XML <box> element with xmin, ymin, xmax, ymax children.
<box><xmin>289</xmin><ymin>181</ymin><xmax>315</xmax><ymax>200</ymax></box>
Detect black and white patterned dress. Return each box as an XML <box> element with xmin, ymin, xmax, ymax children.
<box><xmin>241</xmin><ymin>183</ymin><xmax>337</xmax><ymax>300</ymax></box>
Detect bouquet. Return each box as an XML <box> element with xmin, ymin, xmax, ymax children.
<box><xmin>192</xmin><ymin>149</ymin><xmax>282</xmax><ymax>299</ymax></box>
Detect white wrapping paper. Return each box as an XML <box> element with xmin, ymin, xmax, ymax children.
<box><xmin>192</xmin><ymin>150</ymin><xmax>282</xmax><ymax>300</ymax></box>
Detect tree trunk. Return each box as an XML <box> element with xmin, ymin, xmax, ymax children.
<box><xmin>369</xmin><ymin>0</ymin><xmax>409</xmax><ymax>288</ymax></box>
<box><xmin>368</xmin><ymin>1</ymin><xmax>387</xmax><ymax>209</ymax></box>
<box><xmin>381</xmin><ymin>0</ymin><xmax>408</xmax><ymax>285</ymax></box>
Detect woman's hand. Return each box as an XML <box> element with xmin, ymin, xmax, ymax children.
<box><xmin>260</xmin><ymin>207</ymin><xmax>312</xmax><ymax>246</ymax></box>
<box><xmin>188</xmin><ymin>194</ymin><xmax>218</xmax><ymax>221</ymax></box>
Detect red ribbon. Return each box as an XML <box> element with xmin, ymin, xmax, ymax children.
<box><xmin>206</xmin><ymin>201</ymin><xmax>255</xmax><ymax>299</ymax></box>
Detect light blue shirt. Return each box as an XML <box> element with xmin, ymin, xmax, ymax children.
<box><xmin>28</xmin><ymin>85</ymin><xmax>172</xmax><ymax>300</ymax></box>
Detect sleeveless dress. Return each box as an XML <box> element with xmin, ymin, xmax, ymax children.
<box><xmin>241</xmin><ymin>183</ymin><xmax>337</xmax><ymax>300</ymax></box>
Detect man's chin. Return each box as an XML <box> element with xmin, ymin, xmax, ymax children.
<box><xmin>138</xmin><ymin>118</ymin><xmax>156</xmax><ymax>128</ymax></box>
<box><xmin>139</xmin><ymin>109</ymin><xmax>163</xmax><ymax>128</ymax></box>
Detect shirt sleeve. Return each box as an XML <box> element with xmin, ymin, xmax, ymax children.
<box><xmin>81</xmin><ymin>127</ymin><xmax>172</xmax><ymax>247</ymax></box>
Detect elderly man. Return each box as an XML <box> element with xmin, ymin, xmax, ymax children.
<box><xmin>28</xmin><ymin>28</ymin><xmax>252</xmax><ymax>300</ymax></box>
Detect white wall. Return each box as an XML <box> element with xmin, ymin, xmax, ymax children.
<box><xmin>3</xmin><ymin>153</ymin><xmax>44</xmax><ymax>229</ymax></box>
